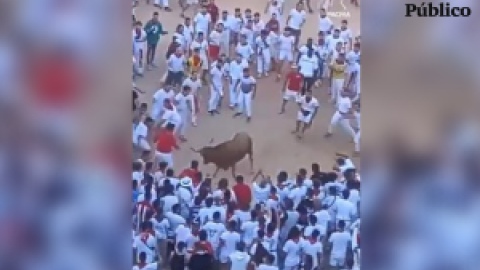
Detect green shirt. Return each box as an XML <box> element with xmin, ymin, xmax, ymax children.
<box><xmin>144</xmin><ymin>20</ymin><xmax>166</xmax><ymax>45</ymax></box>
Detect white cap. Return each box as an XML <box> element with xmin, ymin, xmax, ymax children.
<box><xmin>180</xmin><ymin>177</ymin><xmax>192</xmax><ymax>187</ymax></box>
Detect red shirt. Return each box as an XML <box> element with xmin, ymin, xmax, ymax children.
<box><xmin>28</xmin><ymin>52</ymin><xmax>84</xmax><ymax>108</ymax></box>
<box><xmin>156</xmin><ymin>130</ymin><xmax>178</xmax><ymax>153</ymax></box>
<box><xmin>206</xmin><ymin>4</ymin><xmax>219</xmax><ymax>23</ymax></box>
<box><xmin>232</xmin><ymin>183</ymin><xmax>252</xmax><ymax>209</ymax></box>
<box><xmin>286</xmin><ymin>71</ymin><xmax>303</xmax><ymax>91</ymax></box>
<box><xmin>179</xmin><ymin>168</ymin><xmax>200</xmax><ymax>187</ymax></box>
<box><xmin>265</xmin><ymin>19</ymin><xmax>280</xmax><ymax>33</ymax></box>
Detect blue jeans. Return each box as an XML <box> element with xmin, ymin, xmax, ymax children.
<box><xmin>316</xmin><ymin>59</ymin><xmax>325</xmax><ymax>80</ymax></box>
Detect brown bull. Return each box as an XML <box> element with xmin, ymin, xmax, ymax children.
<box><xmin>190</xmin><ymin>132</ymin><xmax>253</xmax><ymax>177</ymax></box>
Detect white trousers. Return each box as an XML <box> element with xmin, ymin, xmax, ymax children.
<box><xmin>229</xmin><ymin>79</ymin><xmax>239</xmax><ymax>107</ymax></box>
<box><xmin>256</xmin><ymin>50</ymin><xmax>271</xmax><ymax>74</ymax></box>
<box><xmin>155</xmin><ymin>151</ymin><xmax>173</xmax><ymax>168</ymax></box>
<box><xmin>354</xmin><ymin>130</ymin><xmax>361</xmax><ymax>151</ymax></box>
<box><xmin>154</xmin><ymin>0</ymin><xmax>169</xmax><ymax>6</ymax></box>
<box><xmin>178</xmin><ymin>111</ymin><xmax>190</xmax><ymax>136</ymax></box>
<box><xmin>331</xmin><ymin>78</ymin><xmax>344</xmax><ymax>103</ymax></box>
<box><xmin>236</xmin><ymin>91</ymin><xmax>253</xmax><ymax>117</ymax></box>
<box><xmin>208</xmin><ymin>85</ymin><xmax>222</xmax><ymax>111</ymax></box>
<box><xmin>328</xmin><ymin>111</ymin><xmax>356</xmax><ymax>139</ymax></box>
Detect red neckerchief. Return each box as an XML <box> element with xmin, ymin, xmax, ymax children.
<box><xmin>191</xmin><ymin>229</ymin><xmax>199</xmax><ymax>237</ymax></box>
<box><xmin>269</xmin><ymin>194</ymin><xmax>278</xmax><ymax>201</ymax></box>
<box><xmin>137</xmin><ymin>262</ymin><xmax>146</xmax><ymax>269</ymax></box>
<box><xmin>309</xmin><ymin>237</ymin><xmax>317</xmax><ymax>244</ymax></box>
<box><xmin>140</xmin><ymin>231</ymin><xmax>153</xmax><ymax>244</ymax></box>
<box><xmin>291</xmin><ymin>237</ymin><xmax>300</xmax><ymax>244</ymax></box>
<box><xmin>266</xmin><ymin>230</ymin><xmax>274</xmax><ymax>238</ymax></box>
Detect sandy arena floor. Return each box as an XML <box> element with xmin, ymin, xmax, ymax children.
<box><xmin>134</xmin><ymin>0</ymin><xmax>360</xmax><ymax>179</ymax></box>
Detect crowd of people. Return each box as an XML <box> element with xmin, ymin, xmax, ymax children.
<box><xmin>132</xmin><ymin>0</ymin><xmax>361</xmax><ymax>269</ymax></box>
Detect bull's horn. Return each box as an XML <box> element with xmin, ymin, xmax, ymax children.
<box><xmin>190</xmin><ymin>147</ymin><xmax>200</xmax><ymax>153</ymax></box>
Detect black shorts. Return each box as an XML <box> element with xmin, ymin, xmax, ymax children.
<box><xmin>165</xmin><ymin>71</ymin><xmax>184</xmax><ymax>86</ymax></box>
<box><xmin>286</xmin><ymin>27</ymin><xmax>301</xmax><ymax>40</ymax></box>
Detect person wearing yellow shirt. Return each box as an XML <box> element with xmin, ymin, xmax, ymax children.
<box><xmin>187</xmin><ymin>48</ymin><xmax>203</xmax><ymax>76</ymax></box>
<box><xmin>329</xmin><ymin>53</ymin><xmax>346</xmax><ymax>104</ymax></box>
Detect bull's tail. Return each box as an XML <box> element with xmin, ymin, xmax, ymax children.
<box><xmin>247</xmin><ymin>136</ymin><xmax>253</xmax><ymax>171</ymax></box>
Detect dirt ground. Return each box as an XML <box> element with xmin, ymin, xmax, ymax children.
<box><xmin>134</xmin><ymin>0</ymin><xmax>361</xmax><ymax>179</ymax></box>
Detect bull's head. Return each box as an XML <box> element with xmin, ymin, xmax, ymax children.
<box><xmin>190</xmin><ymin>147</ymin><xmax>213</xmax><ymax>164</ymax></box>
<box><xmin>190</xmin><ymin>138</ymin><xmax>215</xmax><ymax>165</ymax></box>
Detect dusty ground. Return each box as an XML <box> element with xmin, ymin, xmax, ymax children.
<box><xmin>134</xmin><ymin>0</ymin><xmax>360</xmax><ymax>179</ymax></box>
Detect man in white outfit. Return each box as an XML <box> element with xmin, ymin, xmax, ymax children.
<box><xmin>293</xmin><ymin>91</ymin><xmax>319</xmax><ymax>139</ymax></box>
<box><xmin>325</xmin><ymin>90</ymin><xmax>356</xmax><ymax>141</ymax></box>
<box><xmin>174</xmin><ymin>85</ymin><xmax>194</xmax><ymax>142</ymax></box>
<box><xmin>151</xmin><ymin>85</ymin><xmax>175</xmax><ymax>121</ymax></box>
<box><xmin>353</xmin><ymin>102</ymin><xmax>360</xmax><ymax>155</ymax></box>
<box><xmin>182</xmin><ymin>72</ymin><xmax>202</xmax><ymax>126</ymax></box>
<box><xmin>228</xmin><ymin>54</ymin><xmax>249</xmax><ymax>108</ymax></box>
<box><xmin>233</xmin><ymin>68</ymin><xmax>257</xmax><ymax>122</ymax></box>
<box><xmin>209</xmin><ymin>59</ymin><xmax>224</xmax><ymax>115</ymax></box>
<box><xmin>255</xmin><ymin>29</ymin><xmax>272</xmax><ymax>78</ymax></box>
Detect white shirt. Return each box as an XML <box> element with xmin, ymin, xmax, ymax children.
<box><xmin>219</xmin><ymin>16</ymin><xmax>235</xmax><ymax>32</ymax></box>
<box><xmin>255</xmin><ymin>36</ymin><xmax>271</xmax><ymax>54</ymax></box>
<box><xmin>161</xmin><ymin>109</ymin><xmax>182</xmax><ymax>127</ymax></box>
<box><xmin>167</xmin><ymin>54</ymin><xmax>185</xmax><ymax>72</ymax></box>
<box><xmin>151</xmin><ymin>217</ymin><xmax>170</xmax><ymax>240</ymax></box>
<box><xmin>229</xmin><ymin>59</ymin><xmax>249</xmax><ymax>79</ymax></box>
<box><xmin>283</xmin><ymin>239</ymin><xmax>302</xmax><ymax>266</ymax></box>
<box><xmin>253</xmin><ymin>20</ymin><xmax>265</xmax><ymax>34</ymax></box>
<box><xmin>337</xmin><ymin>96</ymin><xmax>352</xmax><ymax>114</ymax></box>
<box><xmin>326</xmin><ymin>35</ymin><xmax>344</xmax><ymax>52</ymax></box>
<box><xmin>318</xmin><ymin>16</ymin><xmax>333</xmax><ymax>33</ymax></box>
<box><xmin>299</xmin><ymin>96</ymin><xmax>319</xmax><ymax>112</ymax></box>
<box><xmin>333</xmin><ymin>198</ymin><xmax>356</xmax><ymax>220</ymax></box>
<box><xmin>228</xmin><ymin>251</ymin><xmax>251</xmax><ymax>270</ymax></box>
<box><xmin>174</xmin><ymin>93</ymin><xmax>194</xmax><ymax>112</ymax></box>
<box><xmin>298</xmin><ymin>55</ymin><xmax>318</xmax><ymax>77</ymax></box>
<box><xmin>231</xmin><ymin>17</ymin><xmax>243</xmax><ymax>32</ymax></box>
<box><xmin>210</xmin><ymin>66</ymin><xmax>224</xmax><ymax>88</ymax></box>
<box><xmin>257</xmin><ymin>265</ymin><xmax>279</xmax><ymax>270</ymax></box>
<box><xmin>241</xmin><ymin>220</ymin><xmax>259</xmax><ymax>245</ymax></box>
<box><xmin>132</xmin><ymin>263</ymin><xmax>157</xmax><ymax>270</ymax></box>
<box><xmin>209</xmin><ymin>30</ymin><xmax>222</xmax><ymax>46</ymax></box>
<box><xmin>153</xmin><ymin>88</ymin><xmax>174</xmax><ymax>110</ymax></box>
<box><xmin>220</xmin><ymin>231</ymin><xmax>241</xmax><ymax>262</ymax></box>
<box><xmin>340</xmin><ymin>28</ymin><xmax>353</xmax><ymax>44</ymax></box>
<box><xmin>301</xmin><ymin>239</ymin><xmax>323</xmax><ymax>268</ymax></box>
<box><xmin>314</xmin><ymin>210</ymin><xmax>331</xmax><ymax>230</ymax></box>
<box><xmin>329</xmin><ymin>231</ymin><xmax>351</xmax><ymax>257</ymax></box>
<box><xmin>183</xmin><ymin>24</ymin><xmax>194</xmax><ymax>41</ymax></box>
<box><xmin>161</xmin><ymin>195</ymin><xmax>179</xmax><ymax>213</ymax></box>
<box><xmin>175</xmin><ymin>224</ymin><xmax>192</xmax><ymax>243</ymax></box>
<box><xmin>194</xmin><ymin>13</ymin><xmax>211</xmax><ymax>34</ymax></box>
<box><xmin>198</xmin><ymin>207</ymin><xmax>215</xmax><ymax>224</ymax></box>
<box><xmin>253</xmin><ymin>183</ymin><xmax>270</xmax><ymax>203</ymax></box>
<box><xmin>182</xmin><ymin>78</ymin><xmax>202</xmax><ymax>96</ymax></box>
<box><xmin>173</xmin><ymin>32</ymin><xmax>186</xmax><ymax>49</ymax></box>
<box><xmin>240</xmin><ymin>27</ymin><xmax>255</xmax><ymax>45</ymax></box>
<box><xmin>278</xmin><ymin>34</ymin><xmax>295</xmax><ymax>51</ymax></box>
<box><xmin>190</xmin><ymin>40</ymin><xmax>208</xmax><ymax>57</ymax></box>
<box><xmin>133</xmin><ymin>121</ymin><xmax>148</xmax><ymax>145</ymax></box>
<box><xmin>132</xmin><ymin>29</ymin><xmax>147</xmax><ymax>51</ymax></box>
<box><xmin>202</xmin><ymin>221</ymin><xmax>226</xmax><ymax>245</ymax></box>
<box><xmin>287</xmin><ymin>9</ymin><xmax>306</xmax><ymax>30</ymax></box>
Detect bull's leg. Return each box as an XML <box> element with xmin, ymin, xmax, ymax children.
<box><xmin>248</xmin><ymin>151</ymin><xmax>254</xmax><ymax>174</ymax></box>
<box><xmin>231</xmin><ymin>164</ymin><xmax>236</xmax><ymax>178</ymax></box>
<box><xmin>212</xmin><ymin>166</ymin><xmax>220</xmax><ymax>177</ymax></box>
